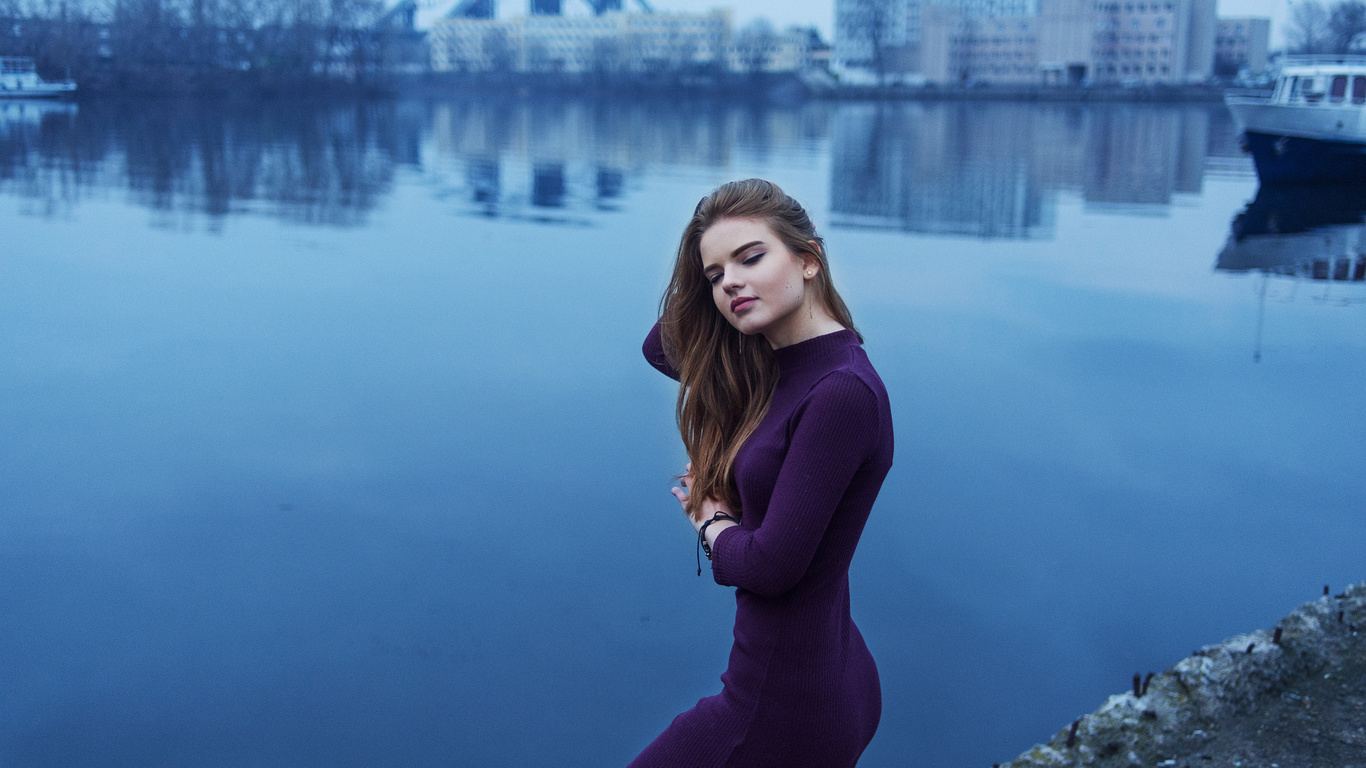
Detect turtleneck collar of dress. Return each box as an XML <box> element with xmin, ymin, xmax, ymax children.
<box><xmin>771</xmin><ymin>329</ymin><xmax>860</xmax><ymax>374</ymax></box>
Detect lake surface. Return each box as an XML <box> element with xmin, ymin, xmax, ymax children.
<box><xmin>2</xmin><ymin>95</ymin><xmax>1363</xmax><ymax>767</ymax></box>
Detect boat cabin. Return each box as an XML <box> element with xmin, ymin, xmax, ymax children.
<box><xmin>1270</xmin><ymin>56</ymin><xmax>1366</xmax><ymax>106</ymax></box>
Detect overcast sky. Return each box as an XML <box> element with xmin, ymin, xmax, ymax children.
<box><xmin>418</xmin><ymin>0</ymin><xmax>1290</xmax><ymax>48</ymax></box>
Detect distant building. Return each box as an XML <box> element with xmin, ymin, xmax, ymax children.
<box><xmin>1214</xmin><ymin>17</ymin><xmax>1270</xmax><ymax>77</ymax></box>
<box><xmin>920</xmin><ymin>7</ymin><xmax>1041</xmax><ymax>85</ymax></box>
<box><xmin>908</xmin><ymin>0</ymin><xmax>1216</xmax><ymax>84</ymax></box>
<box><xmin>429</xmin><ymin>10</ymin><xmax>734</xmax><ymax>74</ymax></box>
<box><xmin>728</xmin><ymin>24</ymin><xmax>821</xmax><ymax>73</ymax></box>
<box><xmin>1090</xmin><ymin>0</ymin><xmax>1216</xmax><ymax>84</ymax></box>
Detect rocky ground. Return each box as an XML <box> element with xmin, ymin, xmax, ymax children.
<box><xmin>999</xmin><ymin>582</ymin><xmax>1366</xmax><ymax>768</ymax></box>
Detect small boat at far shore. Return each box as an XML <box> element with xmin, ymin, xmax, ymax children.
<box><xmin>1225</xmin><ymin>56</ymin><xmax>1366</xmax><ymax>183</ymax></box>
<box><xmin>0</xmin><ymin>57</ymin><xmax>76</xmax><ymax>99</ymax></box>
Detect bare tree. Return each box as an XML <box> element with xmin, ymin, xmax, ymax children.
<box><xmin>734</xmin><ymin>18</ymin><xmax>775</xmax><ymax>74</ymax></box>
<box><xmin>482</xmin><ymin>26</ymin><xmax>513</xmax><ymax>72</ymax></box>
<box><xmin>1328</xmin><ymin>0</ymin><xmax>1366</xmax><ymax>51</ymax></box>
<box><xmin>864</xmin><ymin>0</ymin><xmax>892</xmax><ymax>85</ymax></box>
<box><xmin>590</xmin><ymin>36</ymin><xmax>621</xmax><ymax>75</ymax></box>
<box><xmin>1288</xmin><ymin>0</ymin><xmax>1332</xmax><ymax>53</ymax></box>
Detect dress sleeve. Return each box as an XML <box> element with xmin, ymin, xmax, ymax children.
<box><xmin>642</xmin><ymin>321</ymin><xmax>681</xmax><ymax>381</ymax></box>
<box><xmin>709</xmin><ymin>371</ymin><xmax>880</xmax><ymax>598</ymax></box>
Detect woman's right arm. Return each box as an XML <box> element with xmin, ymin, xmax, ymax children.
<box><xmin>643</xmin><ymin>321</ymin><xmax>681</xmax><ymax>381</ymax></box>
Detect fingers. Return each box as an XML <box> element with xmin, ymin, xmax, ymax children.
<box><xmin>670</xmin><ymin>486</ymin><xmax>689</xmax><ymax>506</ymax></box>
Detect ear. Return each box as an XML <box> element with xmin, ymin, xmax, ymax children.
<box><xmin>801</xmin><ymin>245</ymin><xmax>822</xmax><ymax>280</ymax></box>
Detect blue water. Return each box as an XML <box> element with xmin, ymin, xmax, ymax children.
<box><xmin>2</xmin><ymin>96</ymin><xmax>1363</xmax><ymax>767</ymax></box>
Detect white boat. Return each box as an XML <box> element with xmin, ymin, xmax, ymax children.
<box><xmin>1224</xmin><ymin>55</ymin><xmax>1366</xmax><ymax>183</ymax></box>
<box><xmin>0</xmin><ymin>57</ymin><xmax>77</xmax><ymax>99</ymax></box>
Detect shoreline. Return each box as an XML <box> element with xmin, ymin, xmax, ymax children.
<box><xmin>390</xmin><ymin>74</ymin><xmax>1235</xmax><ymax>103</ymax></box>
<box><xmin>999</xmin><ymin>582</ymin><xmax>1366</xmax><ymax>767</ymax></box>
<box><xmin>46</xmin><ymin>70</ymin><xmax>1245</xmax><ymax>103</ymax></box>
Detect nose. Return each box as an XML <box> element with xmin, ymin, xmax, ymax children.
<box><xmin>719</xmin><ymin>267</ymin><xmax>743</xmax><ymax>294</ymax></box>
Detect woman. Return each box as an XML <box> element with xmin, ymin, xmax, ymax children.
<box><xmin>631</xmin><ymin>179</ymin><xmax>894</xmax><ymax>768</ymax></box>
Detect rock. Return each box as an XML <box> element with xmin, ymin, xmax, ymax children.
<box><xmin>998</xmin><ymin>581</ymin><xmax>1366</xmax><ymax>768</ymax></box>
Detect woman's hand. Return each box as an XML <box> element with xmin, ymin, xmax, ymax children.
<box><xmin>671</xmin><ymin>463</ymin><xmax>739</xmax><ymax>543</ymax></box>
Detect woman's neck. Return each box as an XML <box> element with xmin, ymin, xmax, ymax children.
<box><xmin>764</xmin><ymin>307</ymin><xmax>846</xmax><ymax>350</ymax></box>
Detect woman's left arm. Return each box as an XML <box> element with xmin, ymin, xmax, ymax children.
<box><xmin>707</xmin><ymin>371</ymin><xmax>881</xmax><ymax>598</ymax></box>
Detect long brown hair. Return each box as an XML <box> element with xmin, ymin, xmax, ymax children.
<box><xmin>658</xmin><ymin>179</ymin><xmax>859</xmax><ymax>521</ymax></box>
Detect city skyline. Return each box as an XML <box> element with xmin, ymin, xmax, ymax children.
<box><xmin>413</xmin><ymin>0</ymin><xmax>1286</xmax><ymax>47</ymax></box>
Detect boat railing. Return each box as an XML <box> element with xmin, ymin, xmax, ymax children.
<box><xmin>1224</xmin><ymin>87</ymin><xmax>1273</xmax><ymax>99</ymax></box>
<box><xmin>1278</xmin><ymin>54</ymin><xmax>1366</xmax><ymax>69</ymax></box>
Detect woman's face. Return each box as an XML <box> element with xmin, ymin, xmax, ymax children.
<box><xmin>698</xmin><ymin>217</ymin><xmax>817</xmax><ymax>348</ymax></box>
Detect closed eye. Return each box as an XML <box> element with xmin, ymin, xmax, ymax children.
<box><xmin>743</xmin><ymin>252</ymin><xmax>764</xmax><ymax>265</ymax></box>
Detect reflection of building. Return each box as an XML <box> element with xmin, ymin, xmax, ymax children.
<box><xmin>1084</xmin><ymin>105</ymin><xmax>1206</xmax><ymax>204</ymax></box>
<box><xmin>830</xmin><ymin>101</ymin><xmax>1218</xmax><ymax>236</ymax></box>
<box><xmin>1214</xmin><ymin>18</ymin><xmax>1270</xmax><ymax>76</ymax></box>
<box><xmin>830</xmin><ymin>103</ymin><xmax>1055</xmax><ymax>237</ymax></box>
<box><xmin>427</xmin><ymin>98</ymin><xmax>828</xmax><ymax>218</ymax></box>
<box><xmin>4</xmin><ymin>96</ymin><xmax>1242</xmax><ymax>233</ymax></box>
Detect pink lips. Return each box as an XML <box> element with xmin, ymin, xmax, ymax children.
<box><xmin>730</xmin><ymin>296</ymin><xmax>756</xmax><ymax>313</ymax></box>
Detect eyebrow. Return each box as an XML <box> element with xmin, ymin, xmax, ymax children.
<box><xmin>703</xmin><ymin>240</ymin><xmax>765</xmax><ymax>273</ymax></box>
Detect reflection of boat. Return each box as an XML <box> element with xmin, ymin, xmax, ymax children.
<box><xmin>0</xmin><ymin>57</ymin><xmax>77</xmax><ymax>99</ymax></box>
<box><xmin>0</xmin><ymin>98</ymin><xmax>77</xmax><ymax>126</ymax></box>
<box><xmin>1224</xmin><ymin>56</ymin><xmax>1366</xmax><ymax>183</ymax></box>
<box><xmin>1217</xmin><ymin>183</ymin><xmax>1366</xmax><ymax>279</ymax></box>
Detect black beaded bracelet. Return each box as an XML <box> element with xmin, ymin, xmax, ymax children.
<box><xmin>696</xmin><ymin>512</ymin><xmax>738</xmax><ymax>576</ymax></box>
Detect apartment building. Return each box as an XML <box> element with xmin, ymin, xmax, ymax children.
<box><xmin>429</xmin><ymin>10</ymin><xmax>732</xmax><ymax>73</ymax></box>
<box><xmin>849</xmin><ymin>0</ymin><xmax>1226</xmax><ymax>85</ymax></box>
<box><xmin>1214</xmin><ymin>17</ymin><xmax>1270</xmax><ymax>76</ymax></box>
<box><xmin>1090</xmin><ymin>0</ymin><xmax>1216</xmax><ymax>84</ymax></box>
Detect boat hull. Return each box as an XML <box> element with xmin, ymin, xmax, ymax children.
<box><xmin>1243</xmin><ymin>130</ymin><xmax>1366</xmax><ymax>183</ymax></box>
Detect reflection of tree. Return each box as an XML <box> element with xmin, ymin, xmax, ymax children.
<box><xmin>0</xmin><ymin>99</ymin><xmax>420</xmax><ymax>227</ymax></box>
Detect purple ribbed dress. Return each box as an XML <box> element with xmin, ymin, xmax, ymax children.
<box><xmin>631</xmin><ymin>323</ymin><xmax>893</xmax><ymax>768</ymax></box>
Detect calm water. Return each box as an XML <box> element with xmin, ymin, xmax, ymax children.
<box><xmin>2</xmin><ymin>96</ymin><xmax>1363</xmax><ymax>767</ymax></box>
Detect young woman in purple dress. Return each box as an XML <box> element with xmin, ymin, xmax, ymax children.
<box><xmin>632</xmin><ymin>179</ymin><xmax>894</xmax><ymax>768</ymax></box>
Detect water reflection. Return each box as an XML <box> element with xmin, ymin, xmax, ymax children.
<box><xmin>0</xmin><ymin>96</ymin><xmax>1253</xmax><ymax>233</ymax></box>
<box><xmin>830</xmin><ymin>103</ymin><xmax>1054</xmax><ymax>238</ymax></box>
<box><xmin>829</xmin><ymin>103</ymin><xmax>1245</xmax><ymax>237</ymax></box>
<box><xmin>0</xmin><ymin>99</ymin><xmax>413</xmax><ymax>228</ymax></box>
<box><xmin>1217</xmin><ymin>183</ymin><xmax>1366</xmax><ymax>285</ymax></box>
<box><xmin>425</xmin><ymin>98</ymin><xmax>826</xmax><ymax>221</ymax></box>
